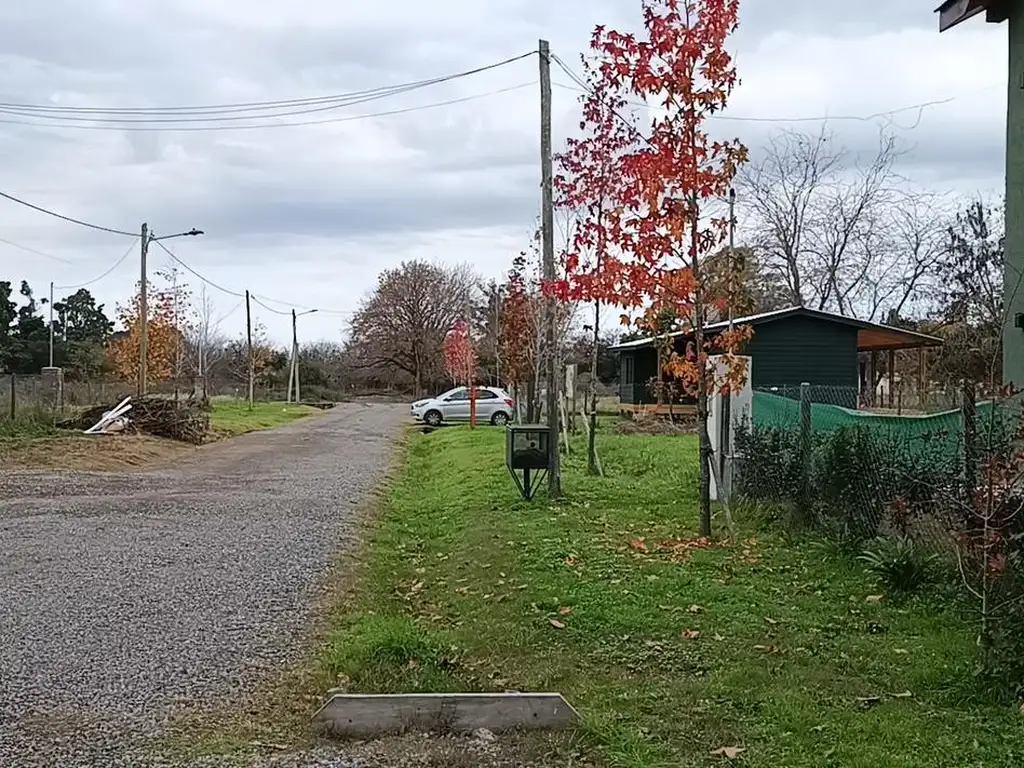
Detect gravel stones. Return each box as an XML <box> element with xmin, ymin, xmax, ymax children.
<box><xmin>0</xmin><ymin>404</ymin><xmax>404</xmax><ymax>767</ymax></box>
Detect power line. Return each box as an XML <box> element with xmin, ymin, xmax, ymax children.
<box><xmin>0</xmin><ymin>236</ymin><xmax>80</xmax><ymax>266</ymax></box>
<box><xmin>251</xmin><ymin>293</ymin><xmax>351</xmax><ymax>316</ymax></box>
<box><xmin>0</xmin><ymin>52</ymin><xmax>535</xmax><ymax>117</ymax></box>
<box><xmin>154</xmin><ymin>239</ymin><xmax>352</xmax><ymax>316</ymax></box>
<box><xmin>550</xmin><ymin>52</ymin><xmax>1000</xmax><ymax>125</ymax></box>
<box><xmin>54</xmin><ymin>238</ymin><xmax>139</xmax><ymax>290</ymax></box>
<box><xmin>249</xmin><ymin>295</ymin><xmax>291</xmax><ymax>316</ymax></box>
<box><xmin>0</xmin><ymin>82</ymin><xmax>536</xmax><ymax>133</ymax></box>
<box><xmin>153</xmin><ymin>240</ymin><xmax>246</xmax><ymax>298</ymax></box>
<box><xmin>0</xmin><ymin>190</ymin><xmax>136</xmax><ymax>237</ymax></box>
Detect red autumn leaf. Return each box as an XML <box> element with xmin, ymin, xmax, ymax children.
<box><xmin>443</xmin><ymin>319</ymin><xmax>476</xmax><ymax>385</ymax></box>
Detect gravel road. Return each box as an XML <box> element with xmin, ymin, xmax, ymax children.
<box><xmin>0</xmin><ymin>404</ymin><xmax>407</xmax><ymax>767</ymax></box>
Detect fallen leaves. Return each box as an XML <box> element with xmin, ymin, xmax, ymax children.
<box><xmin>549</xmin><ymin>619</ymin><xmax>566</xmax><ymax>630</ymax></box>
<box><xmin>624</xmin><ymin>535</ymin><xmax>714</xmax><ymax>562</ymax></box>
<box><xmin>682</xmin><ymin>629</ymin><xmax>701</xmax><ymax>640</ymax></box>
<box><xmin>865</xmin><ymin>594</ymin><xmax>884</xmax><ymax>604</ymax></box>
<box><xmin>558</xmin><ymin>606</ymin><xmax>573</xmax><ymax>615</ymax></box>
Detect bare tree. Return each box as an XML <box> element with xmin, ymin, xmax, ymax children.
<box><xmin>930</xmin><ymin>199</ymin><xmax>1005</xmax><ymax>388</ymax></box>
<box><xmin>184</xmin><ymin>285</ymin><xmax>230</xmax><ymax>395</ymax></box>
<box><xmin>347</xmin><ymin>261</ymin><xmax>479</xmax><ymax>397</ymax></box>
<box><xmin>739</xmin><ymin>126</ymin><xmax>942</xmax><ymax>320</ymax></box>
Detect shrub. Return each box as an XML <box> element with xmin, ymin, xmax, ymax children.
<box><xmin>859</xmin><ymin>536</ymin><xmax>938</xmax><ymax>593</ymax></box>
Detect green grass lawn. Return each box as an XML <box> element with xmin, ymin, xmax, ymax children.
<box><xmin>209</xmin><ymin>398</ymin><xmax>321</xmax><ymax>436</ymax></box>
<box><xmin>323</xmin><ymin>426</ymin><xmax>1024</xmax><ymax>767</ymax></box>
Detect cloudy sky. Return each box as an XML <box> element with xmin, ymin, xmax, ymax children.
<box><xmin>0</xmin><ymin>1</ymin><xmax>1008</xmax><ymax>344</ymax></box>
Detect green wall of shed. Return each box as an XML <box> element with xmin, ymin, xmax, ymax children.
<box><xmin>617</xmin><ymin>315</ymin><xmax>860</xmax><ymax>408</ymax></box>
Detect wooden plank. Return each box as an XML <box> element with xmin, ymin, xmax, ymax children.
<box><xmin>312</xmin><ymin>692</ymin><xmax>579</xmax><ymax>738</ymax></box>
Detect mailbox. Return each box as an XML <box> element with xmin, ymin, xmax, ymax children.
<box><xmin>505</xmin><ymin>424</ymin><xmax>551</xmax><ymax>499</ymax></box>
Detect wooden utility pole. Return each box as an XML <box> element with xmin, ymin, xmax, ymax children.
<box><xmin>539</xmin><ymin>38</ymin><xmax>561</xmax><ymax>497</ymax></box>
<box><xmin>287</xmin><ymin>308</ymin><xmax>297</xmax><ymax>403</ymax></box>
<box><xmin>138</xmin><ymin>222</ymin><xmax>149</xmax><ymax>395</ymax></box>
<box><xmin>245</xmin><ymin>289</ymin><xmax>254</xmax><ymax>409</ymax></box>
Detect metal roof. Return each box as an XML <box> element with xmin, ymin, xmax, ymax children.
<box><xmin>609</xmin><ymin>305</ymin><xmax>944</xmax><ymax>352</ymax></box>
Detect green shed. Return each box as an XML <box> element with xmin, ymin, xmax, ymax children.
<box><xmin>611</xmin><ymin>306</ymin><xmax>943</xmax><ymax>411</ymax></box>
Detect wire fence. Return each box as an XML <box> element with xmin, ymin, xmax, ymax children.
<box><xmin>734</xmin><ymin>384</ymin><xmax>1019</xmax><ymax>553</ymax></box>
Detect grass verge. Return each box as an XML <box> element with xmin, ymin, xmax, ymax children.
<box><xmin>209</xmin><ymin>398</ymin><xmax>321</xmax><ymax>437</ymax></box>
<box><xmin>321</xmin><ymin>425</ymin><xmax>1024</xmax><ymax>767</ymax></box>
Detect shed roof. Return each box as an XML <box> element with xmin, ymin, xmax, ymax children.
<box><xmin>935</xmin><ymin>0</ymin><xmax>1007</xmax><ymax>31</ymax></box>
<box><xmin>609</xmin><ymin>306</ymin><xmax>944</xmax><ymax>353</ymax></box>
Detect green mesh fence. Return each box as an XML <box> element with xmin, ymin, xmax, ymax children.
<box><xmin>735</xmin><ymin>385</ymin><xmax>1020</xmax><ymax>550</ymax></box>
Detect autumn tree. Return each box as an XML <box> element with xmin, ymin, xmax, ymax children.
<box><xmin>107</xmin><ymin>273</ymin><xmax>188</xmax><ymax>385</ymax></box>
<box><xmin>552</xmin><ymin>41</ymin><xmax>639</xmax><ymax>474</ymax></box>
<box><xmin>583</xmin><ymin>0</ymin><xmax>750</xmax><ymax>536</ymax></box>
<box><xmin>443</xmin><ymin>319</ymin><xmax>476</xmax><ymax>386</ymax></box>
<box><xmin>347</xmin><ymin>261</ymin><xmax>478</xmax><ymax>397</ymax></box>
<box><xmin>498</xmin><ymin>254</ymin><xmax>536</xmax><ymax>420</ymax></box>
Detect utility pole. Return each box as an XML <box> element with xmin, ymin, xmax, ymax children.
<box><xmin>48</xmin><ymin>281</ymin><xmax>54</xmax><ymax>368</ymax></box>
<box><xmin>287</xmin><ymin>308</ymin><xmax>297</xmax><ymax>403</ymax></box>
<box><xmin>539</xmin><ymin>38</ymin><xmax>561</xmax><ymax>497</ymax></box>
<box><xmin>138</xmin><ymin>223</ymin><xmax>149</xmax><ymax>396</ymax></box>
<box><xmin>245</xmin><ymin>289</ymin><xmax>254</xmax><ymax>409</ymax></box>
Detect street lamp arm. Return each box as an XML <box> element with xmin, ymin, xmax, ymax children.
<box><xmin>152</xmin><ymin>228</ymin><xmax>204</xmax><ymax>242</ymax></box>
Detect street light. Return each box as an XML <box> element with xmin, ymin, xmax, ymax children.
<box><xmin>289</xmin><ymin>308</ymin><xmax>318</xmax><ymax>403</ymax></box>
<box><xmin>139</xmin><ymin>223</ymin><xmax>204</xmax><ymax>396</ymax></box>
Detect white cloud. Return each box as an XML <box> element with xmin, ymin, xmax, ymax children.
<box><xmin>0</xmin><ymin>1</ymin><xmax>1010</xmax><ymax>344</ymax></box>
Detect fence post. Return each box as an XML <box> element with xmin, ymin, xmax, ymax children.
<box><xmin>961</xmin><ymin>378</ymin><xmax>977</xmax><ymax>510</ymax></box>
<box><xmin>798</xmin><ymin>382</ymin><xmax>812</xmax><ymax>525</ymax></box>
<box><xmin>8</xmin><ymin>373</ymin><xmax>15</xmax><ymax>420</ymax></box>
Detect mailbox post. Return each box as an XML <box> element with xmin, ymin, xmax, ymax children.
<box><xmin>506</xmin><ymin>424</ymin><xmax>552</xmax><ymax>500</ymax></box>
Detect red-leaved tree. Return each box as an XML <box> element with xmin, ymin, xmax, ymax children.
<box><xmin>553</xmin><ymin>48</ymin><xmax>639</xmax><ymax>474</ymax></box>
<box><xmin>443</xmin><ymin>319</ymin><xmax>475</xmax><ymax>386</ymax></box>
<box><xmin>567</xmin><ymin>0</ymin><xmax>751</xmax><ymax>535</ymax></box>
<box><xmin>498</xmin><ymin>255</ymin><xmax>536</xmax><ymax>421</ymax></box>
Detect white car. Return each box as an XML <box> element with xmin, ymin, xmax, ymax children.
<box><xmin>411</xmin><ymin>386</ymin><xmax>515</xmax><ymax>427</ymax></box>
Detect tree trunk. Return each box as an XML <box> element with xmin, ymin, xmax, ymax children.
<box><xmin>588</xmin><ymin>299</ymin><xmax>600</xmax><ymax>475</ymax></box>
<box><xmin>692</xmin><ymin>202</ymin><xmax>712</xmax><ymax>538</ymax></box>
<box><xmin>526</xmin><ymin>378</ymin><xmax>537</xmax><ymax>423</ymax></box>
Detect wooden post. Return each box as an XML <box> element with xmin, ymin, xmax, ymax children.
<box><xmin>245</xmin><ymin>290</ymin><xmax>254</xmax><ymax>410</ymax></box>
<box><xmin>918</xmin><ymin>347</ymin><xmax>928</xmax><ymax>410</ymax></box>
<box><xmin>870</xmin><ymin>350</ymin><xmax>879</xmax><ymax>407</ymax></box>
<box><xmin>138</xmin><ymin>223</ymin><xmax>149</xmax><ymax>396</ymax></box>
<box><xmin>539</xmin><ymin>38</ymin><xmax>560</xmax><ymax>497</ymax></box>
<box><xmin>887</xmin><ymin>349</ymin><xmax>896</xmax><ymax>409</ymax></box>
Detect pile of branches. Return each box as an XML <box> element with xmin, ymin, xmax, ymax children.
<box><xmin>71</xmin><ymin>396</ymin><xmax>211</xmax><ymax>444</ymax></box>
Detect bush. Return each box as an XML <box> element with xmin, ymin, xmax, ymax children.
<box><xmin>735</xmin><ymin>422</ymin><xmax>962</xmax><ymax>548</ymax></box>
<box><xmin>859</xmin><ymin>536</ymin><xmax>938</xmax><ymax>593</ymax></box>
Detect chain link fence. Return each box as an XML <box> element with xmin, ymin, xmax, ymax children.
<box><xmin>733</xmin><ymin>383</ymin><xmax>1018</xmax><ymax>553</ymax></box>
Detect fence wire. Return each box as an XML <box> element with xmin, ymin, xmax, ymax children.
<box><xmin>734</xmin><ymin>384</ymin><xmax>1020</xmax><ymax>553</ymax></box>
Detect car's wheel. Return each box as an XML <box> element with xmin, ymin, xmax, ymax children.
<box><xmin>424</xmin><ymin>410</ymin><xmax>443</xmax><ymax>427</ymax></box>
<box><xmin>491</xmin><ymin>411</ymin><xmax>510</xmax><ymax>426</ymax></box>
